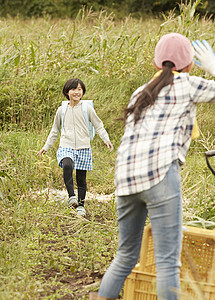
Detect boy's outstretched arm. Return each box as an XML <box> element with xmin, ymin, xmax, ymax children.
<box><xmin>36</xmin><ymin>149</ymin><xmax>47</xmax><ymax>156</ymax></box>
<box><xmin>106</xmin><ymin>141</ymin><xmax>114</xmax><ymax>152</ymax></box>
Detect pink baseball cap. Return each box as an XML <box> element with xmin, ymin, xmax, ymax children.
<box><xmin>154</xmin><ymin>33</ymin><xmax>194</xmax><ymax>71</ymax></box>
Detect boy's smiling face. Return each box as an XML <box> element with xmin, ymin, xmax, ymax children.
<box><xmin>68</xmin><ymin>83</ymin><xmax>83</xmax><ymax>103</ymax></box>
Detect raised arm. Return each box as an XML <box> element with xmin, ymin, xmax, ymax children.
<box><xmin>192</xmin><ymin>40</ymin><xmax>215</xmax><ymax>76</ymax></box>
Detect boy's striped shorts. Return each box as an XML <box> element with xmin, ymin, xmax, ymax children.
<box><xmin>57</xmin><ymin>146</ymin><xmax>93</xmax><ymax>170</ymax></box>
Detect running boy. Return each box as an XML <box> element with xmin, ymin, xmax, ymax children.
<box><xmin>37</xmin><ymin>78</ymin><xmax>113</xmax><ymax>217</ymax></box>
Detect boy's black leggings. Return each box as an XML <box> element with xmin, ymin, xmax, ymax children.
<box><xmin>62</xmin><ymin>157</ymin><xmax>87</xmax><ymax>206</ymax></box>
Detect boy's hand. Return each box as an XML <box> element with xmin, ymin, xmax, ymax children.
<box><xmin>36</xmin><ymin>149</ymin><xmax>46</xmax><ymax>156</ymax></box>
<box><xmin>192</xmin><ymin>40</ymin><xmax>215</xmax><ymax>76</ymax></box>
<box><xmin>106</xmin><ymin>141</ymin><xmax>114</xmax><ymax>152</ymax></box>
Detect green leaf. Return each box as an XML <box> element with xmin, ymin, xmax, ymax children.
<box><xmin>0</xmin><ymin>171</ymin><xmax>11</xmax><ymax>179</ymax></box>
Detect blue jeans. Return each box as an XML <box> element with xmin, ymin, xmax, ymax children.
<box><xmin>99</xmin><ymin>160</ymin><xmax>183</xmax><ymax>299</ymax></box>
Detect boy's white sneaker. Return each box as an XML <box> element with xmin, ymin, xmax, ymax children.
<box><xmin>76</xmin><ymin>206</ymin><xmax>86</xmax><ymax>217</ymax></box>
<box><xmin>68</xmin><ymin>196</ymin><xmax>78</xmax><ymax>208</ymax></box>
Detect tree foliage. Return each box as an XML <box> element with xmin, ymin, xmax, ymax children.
<box><xmin>0</xmin><ymin>0</ymin><xmax>215</xmax><ymax>18</ymax></box>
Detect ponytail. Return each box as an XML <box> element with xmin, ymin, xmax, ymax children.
<box><xmin>124</xmin><ymin>61</ymin><xmax>175</xmax><ymax>124</ymax></box>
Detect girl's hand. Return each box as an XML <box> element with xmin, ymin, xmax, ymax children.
<box><xmin>36</xmin><ymin>149</ymin><xmax>46</xmax><ymax>156</ymax></box>
<box><xmin>106</xmin><ymin>141</ymin><xmax>114</xmax><ymax>152</ymax></box>
<box><xmin>192</xmin><ymin>40</ymin><xmax>215</xmax><ymax>76</ymax></box>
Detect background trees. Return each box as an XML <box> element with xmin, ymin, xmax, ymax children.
<box><xmin>0</xmin><ymin>0</ymin><xmax>214</xmax><ymax>18</ymax></box>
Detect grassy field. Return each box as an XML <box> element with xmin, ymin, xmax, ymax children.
<box><xmin>0</xmin><ymin>2</ymin><xmax>215</xmax><ymax>299</ymax></box>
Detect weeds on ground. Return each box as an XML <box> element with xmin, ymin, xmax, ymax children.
<box><xmin>0</xmin><ymin>192</ymin><xmax>118</xmax><ymax>299</ymax></box>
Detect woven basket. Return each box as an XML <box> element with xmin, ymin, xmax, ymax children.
<box><xmin>123</xmin><ymin>224</ymin><xmax>215</xmax><ymax>300</ymax></box>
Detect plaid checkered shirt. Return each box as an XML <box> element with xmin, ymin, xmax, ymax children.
<box><xmin>115</xmin><ymin>73</ymin><xmax>215</xmax><ymax>196</ymax></box>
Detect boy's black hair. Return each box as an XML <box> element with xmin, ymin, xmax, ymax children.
<box><xmin>63</xmin><ymin>78</ymin><xmax>86</xmax><ymax>100</ymax></box>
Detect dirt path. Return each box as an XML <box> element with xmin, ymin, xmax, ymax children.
<box><xmin>37</xmin><ymin>188</ymin><xmax>115</xmax><ymax>203</ymax></box>
<box><xmin>32</xmin><ymin>188</ymin><xmax>116</xmax><ymax>300</ymax></box>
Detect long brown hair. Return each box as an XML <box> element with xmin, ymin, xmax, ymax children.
<box><xmin>124</xmin><ymin>61</ymin><xmax>175</xmax><ymax>124</ymax></box>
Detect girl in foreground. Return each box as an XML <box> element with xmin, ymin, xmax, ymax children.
<box><xmin>90</xmin><ymin>33</ymin><xmax>215</xmax><ymax>299</ymax></box>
